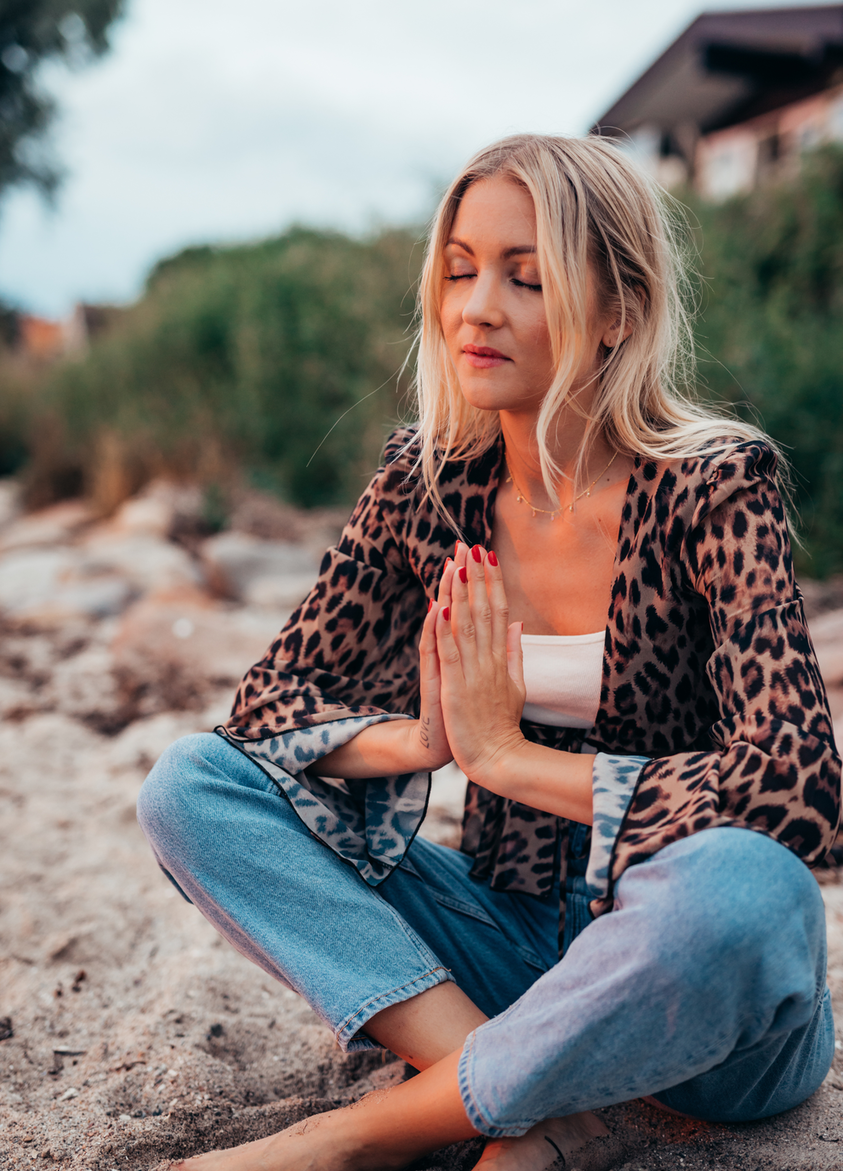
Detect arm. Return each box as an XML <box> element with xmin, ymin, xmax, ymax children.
<box><xmin>596</xmin><ymin>444</ymin><xmax>841</xmax><ymax>915</ymax></box>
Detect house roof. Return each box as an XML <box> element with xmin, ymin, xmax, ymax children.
<box><xmin>591</xmin><ymin>5</ymin><xmax>843</xmax><ymax>142</ymax></box>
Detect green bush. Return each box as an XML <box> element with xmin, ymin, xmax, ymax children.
<box><xmin>688</xmin><ymin>144</ymin><xmax>843</xmax><ymax>577</ymax></box>
<box><xmin>30</xmin><ymin>224</ymin><xmax>422</xmax><ymax>509</ymax></box>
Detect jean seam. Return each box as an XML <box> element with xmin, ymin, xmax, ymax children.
<box><xmin>336</xmin><ymin>965</ymin><xmax>452</xmax><ymax>1045</ymax></box>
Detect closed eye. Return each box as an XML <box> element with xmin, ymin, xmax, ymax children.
<box><xmin>512</xmin><ymin>278</ymin><xmax>542</xmax><ymax>291</ymax></box>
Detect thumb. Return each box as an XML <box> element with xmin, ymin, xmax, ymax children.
<box><xmin>506</xmin><ymin>621</ymin><xmax>524</xmax><ymax>691</ymax></box>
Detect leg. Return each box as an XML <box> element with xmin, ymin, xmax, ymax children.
<box><xmin>459</xmin><ymin>827</ymin><xmax>833</xmax><ymax>1137</ymax></box>
<box><xmin>141</xmin><ymin>736</ymin><xmax>606</xmax><ymax>1170</ymax></box>
<box><xmin>137</xmin><ymin>734</ymin><xmax>557</xmax><ymax>1058</ymax></box>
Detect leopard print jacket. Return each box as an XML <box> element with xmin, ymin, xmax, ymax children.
<box><xmin>220</xmin><ymin>426</ymin><xmax>840</xmax><ymax>936</ymax></box>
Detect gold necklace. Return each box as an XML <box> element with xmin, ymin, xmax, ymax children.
<box><xmin>505</xmin><ymin>450</ymin><xmax>618</xmax><ymax>520</ymax></box>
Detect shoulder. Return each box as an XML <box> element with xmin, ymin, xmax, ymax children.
<box><xmin>643</xmin><ymin>438</ymin><xmax>780</xmax><ymax>523</ymax></box>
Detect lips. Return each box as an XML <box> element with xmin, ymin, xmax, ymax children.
<box><xmin>463</xmin><ymin>344</ymin><xmax>510</xmax><ymax>369</ymax></box>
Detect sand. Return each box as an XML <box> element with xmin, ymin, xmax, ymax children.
<box><xmin>1</xmin><ymin>482</ymin><xmax>842</xmax><ymax>1171</ymax></box>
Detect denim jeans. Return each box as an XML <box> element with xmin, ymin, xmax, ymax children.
<box><xmin>137</xmin><ymin>733</ymin><xmax>834</xmax><ymax>1137</ymax></box>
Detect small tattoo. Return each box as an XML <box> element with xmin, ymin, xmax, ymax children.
<box><xmin>420</xmin><ymin>715</ymin><xmax>430</xmax><ymax>749</ymax></box>
<box><xmin>544</xmin><ymin>1135</ymin><xmax>565</xmax><ymax>1165</ymax></box>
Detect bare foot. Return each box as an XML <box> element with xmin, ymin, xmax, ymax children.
<box><xmin>474</xmin><ymin>1111</ymin><xmax>609</xmax><ymax>1170</ymax></box>
<box><xmin>168</xmin><ymin>1106</ymin><xmax>386</xmax><ymax>1171</ymax></box>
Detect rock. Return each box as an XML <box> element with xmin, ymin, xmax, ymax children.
<box><xmin>0</xmin><ymin>499</ymin><xmax>94</xmax><ymax>554</ymax></box>
<box><xmin>111</xmin><ymin>588</ymin><xmax>285</xmax><ymax>715</ymax></box>
<box><xmin>0</xmin><ymin>1016</ymin><xmax>12</xmax><ymax>1041</ymax></box>
<box><xmin>201</xmin><ymin>531</ymin><xmax>318</xmax><ymax>607</ymax></box>
<box><xmin>105</xmin><ymin>697</ymin><xmax>233</xmax><ymax>771</ymax></box>
<box><xmin>108</xmin><ymin>479</ymin><xmax>204</xmax><ymax>541</ymax></box>
<box><xmin>79</xmin><ymin>530</ymin><xmax>205</xmax><ymax>596</ymax></box>
<box><xmin>810</xmin><ymin>607</ymin><xmax>843</xmax><ymax>688</ymax></box>
<box><xmin>0</xmin><ymin>479</ymin><xmax>20</xmax><ymax>531</ymax></box>
<box><xmin>0</xmin><ymin>546</ymin><xmax>137</xmax><ymax>623</ymax></box>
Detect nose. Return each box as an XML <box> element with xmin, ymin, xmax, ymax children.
<box><xmin>462</xmin><ymin>271</ymin><xmax>505</xmax><ymax>329</ymax></box>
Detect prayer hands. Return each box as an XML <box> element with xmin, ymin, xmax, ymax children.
<box><xmin>420</xmin><ymin>541</ymin><xmax>526</xmax><ymax>787</ymax></box>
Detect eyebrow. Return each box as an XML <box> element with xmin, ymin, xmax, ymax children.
<box><xmin>446</xmin><ymin>236</ymin><xmax>536</xmax><ymax>259</ymax></box>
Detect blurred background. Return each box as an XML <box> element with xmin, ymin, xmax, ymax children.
<box><xmin>5</xmin><ymin>6</ymin><xmax>843</xmax><ymax>1168</ymax></box>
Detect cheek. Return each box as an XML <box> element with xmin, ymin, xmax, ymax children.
<box><xmin>439</xmin><ymin>297</ymin><xmax>462</xmax><ymax>353</ymax></box>
<box><xmin>524</xmin><ymin>314</ymin><xmax>553</xmax><ymax>373</ymax></box>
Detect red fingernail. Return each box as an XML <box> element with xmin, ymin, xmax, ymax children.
<box><xmin>471</xmin><ymin>545</ymin><xmax>482</xmax><ymax>562</ymax></box>
<box><xmin>458</xmin><ymin>566</ymin><xmax>467</xmax><ymax>584</ymax></box>
<box><xmin>488</xmin><ymin>550</ymin><xmax>498</xmax><ymax>567</ymax></box>
<box><xmin>445</xmin><ymin>557</ymin><xmax>452</xmax><ymax>565</ymax></box>
<box><xmin>428</xmin><ymin>599</ymin><xmax>432</xmax><ymax>612</ymax></box>
<box><xmin>442</xmin><ymin>606</ymin><xmax>450</xmax><ymax>621</ymax></box>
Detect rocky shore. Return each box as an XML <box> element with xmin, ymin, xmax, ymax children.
<box><xmin>1</xmin><ymin>479</ymin><xmax>842</xmax><ymax>1170</ymax></box>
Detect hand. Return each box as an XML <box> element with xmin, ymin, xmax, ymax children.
<box><xmin>409</xmin><ymin>559</ymin><xmax>456</xmax><ymax>772</ymax></box>
<box><xmin>432</xmin><ymin>541</ymin><xmax>526</xmax><ymax>786</ymax></box>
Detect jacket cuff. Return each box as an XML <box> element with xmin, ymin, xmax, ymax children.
<box><xmin>219</xmin><ymin>713</ymin><xmax>408</xmax><ymax>773</ymax></box>
<box><xmin>585</xmin><ymin>753</ymin><xmax>650</xmax><ymax>904</ymax></box>
<box><xmin>215</xmin><ymin>715</ymin><xmax>428</xmax><ymax>886</ymax></box>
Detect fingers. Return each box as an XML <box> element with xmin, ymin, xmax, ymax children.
<box><xmin>419</xmin><ymin>599</ymin><xmax>441</xmax><ymax>682</ymax></box>
<box><xmin>437</xmin><ymin>558</ymin><xmax>455</xmax><ymax>607</ymax></box>
<box><xmin>439</xmin><ymin>542</ymin><xmax>507</xmax><ymax>668</ymax></box>
<box><xmin>506</xmin><ymin>621</ymin><xmax>526</xmax><ymax>696</ymax></box>
<box><xmin>437</xmin><ymin>540</ymin><xmax>468</xmax><ymax>609</ymax></box>
<box><xmin>434</xmin><ymin>597</ymin><xmax>463</xmax><ymax>679</ymax></box>
<box><xmin>482</xmin><ymin>547</ymin><xmax>510</xmax><ymax>651</ymax></box>
<box><xmin>453</xmin><ymin>542</ymin><xmax>493</xmax><ymax>660</ymax></box>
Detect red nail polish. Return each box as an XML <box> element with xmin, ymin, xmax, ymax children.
<box><xmin>442</xmin><ymin>606</ymin><xmax>450</xmax><ymax>621</ymax></box>
<box><xmin>458</xmin><ymin>566</ymin><xmax>468</xmax><ymax>584</ymax></box>
<box><xmin>427</xmin><ymin>599</ymin><xmax>432</xmax><ymax>612</ymax></box>
<box><xmin>471</xmin><ymin>544</ymin><xmax>482</xmax><ymax>562</ymax></box>
<box><xmin>445</xmin><ymin>557</ymin><xmax>452</xmax><ymax>565</ymax></box>
<box><xmin>488</xmin><ymin>550</ymin><xmax>498</xmax><ymax>567</ymax></box>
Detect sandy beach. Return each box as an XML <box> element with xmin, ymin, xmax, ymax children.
<box><xmin>2</xmin><ymin>480</ymin><xmax>843</xmax><ymax>1171</ymax></box>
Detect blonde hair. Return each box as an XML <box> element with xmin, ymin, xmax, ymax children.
<box><xmin>410</xmin><ymin>133</ymin><xmax>778</xmax><ymax>519</ymax></box>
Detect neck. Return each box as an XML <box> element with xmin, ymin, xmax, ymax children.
<box><xmin>499</xmin><ymin>404</ymin><xmax>614</xmax><ymax>509</ymax></box>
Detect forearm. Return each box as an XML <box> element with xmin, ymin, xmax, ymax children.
<box><xmin>472</xmin><ymin>739</ymin><xmax>594</xmax><ymax>825</ymax></box>
<box><xmin>317</xmin><ymin>717</ymin><xmax>441</xmax><ymax>779</ymax></box>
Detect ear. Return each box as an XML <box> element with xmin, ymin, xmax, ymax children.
<box><xmin>601</xmin><ymin>313</ymin><xmax>634</xmax><ymax>348</ymax></box>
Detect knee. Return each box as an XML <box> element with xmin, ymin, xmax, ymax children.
<box><xmin>136</xmin><ymin>732</ymin><xmax>222</xmax><ymax>853</ymax></box>
<box><xmin>681</xmin><ymin>828</ymin><xmax>824</xmax><ymax>957</ymax></box>
<box><xmin>619</xmin><ymin>828</ymin><xmax>826</xmax><ymax>991</ymax></box>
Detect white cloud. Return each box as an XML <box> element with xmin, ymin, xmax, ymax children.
<box><xmin>0</xmin><ymin>0</ymin><xmax>806</xmax><ymax>314</ymax></box>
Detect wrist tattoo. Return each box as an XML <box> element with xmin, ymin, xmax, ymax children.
<box><xmin>420</xmin><ymin>715</ymin><xmax>430</xmax><ymax>750</ymax></box>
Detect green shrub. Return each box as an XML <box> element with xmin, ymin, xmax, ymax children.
<box><xmin>28</xmin><ymin>224</ymin><xmax>422</xmax><ymax>510</ymax></box>
<box><xmin>688</xmin><ymin>144</ymin><xmax>843</xmax><ymax>576</ymax></box>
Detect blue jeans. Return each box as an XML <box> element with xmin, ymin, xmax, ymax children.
<box><xmin>137</xmin><ymin>733</ymin><xmax>834</xmax><ymax>1138</ymax></box>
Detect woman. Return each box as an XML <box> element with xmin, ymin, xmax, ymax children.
<box><xmin>138</xmin><ymin>134</ymin><xmax>840</xmax><ymax>1171</ymax></box>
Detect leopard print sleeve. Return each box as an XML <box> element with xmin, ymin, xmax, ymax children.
<box><xmin>222</xmin><ymin>426</ymin><xmax>426</xmax><ymax>740</ymax></box>
<box><xmin>592</xmin><ymin>442</ymin><xmax>842</xmax><ymax>917</ymax></box>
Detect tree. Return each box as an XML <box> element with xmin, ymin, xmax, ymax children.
<box><xmin>0</xmin><ymin>0</ymin><xmax>125</xmax><ymax>203</ymax></box>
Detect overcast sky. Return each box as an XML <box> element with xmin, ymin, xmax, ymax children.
<box><xmin>0</xmin><ymin>0</ymin><xmax>805</xmax><ymax>316</ymax></box>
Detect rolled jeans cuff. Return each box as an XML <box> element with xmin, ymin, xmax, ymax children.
<box><xmin>458</xmin><ymin>1028</ymin><xmax>532</xmax><ymax>1138</ymax></box>
<box><xmin>337</xmin><ymin>965</ymin><xmax>455</xmax><ymax>1052</ymax></box>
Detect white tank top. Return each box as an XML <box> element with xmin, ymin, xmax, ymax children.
<box><xmin>521</xmin><ymin>630</ymin><xmax>605</xmax><ymax>730</ymax></box>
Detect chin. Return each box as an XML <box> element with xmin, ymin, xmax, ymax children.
<box><xmin>458</xmin><ymin>379</ymin><xmax>540</xmax><ymax>414</ymax></box>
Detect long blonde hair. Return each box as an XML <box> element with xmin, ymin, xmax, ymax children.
<box><xmin>410</xmin><ymin>133</ymin><xmax>777</xmax><ymax>518</ymax></box>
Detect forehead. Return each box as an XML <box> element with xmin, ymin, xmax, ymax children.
<box><xmin>449</xmin><ymin>176</ymin><xmax>537</xmax><ymax>246</ymax></box>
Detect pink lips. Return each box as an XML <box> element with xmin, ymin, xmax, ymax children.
<box><xmin>463</xmin><ymin>344</ymin><xmax>510</xmax><ymax>369</ymax></box>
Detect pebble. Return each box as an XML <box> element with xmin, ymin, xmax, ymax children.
<box><xmin>58</xmin><ymin>1087</ymin><xmax>78</xmax><ymax>1101</ymax></box>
